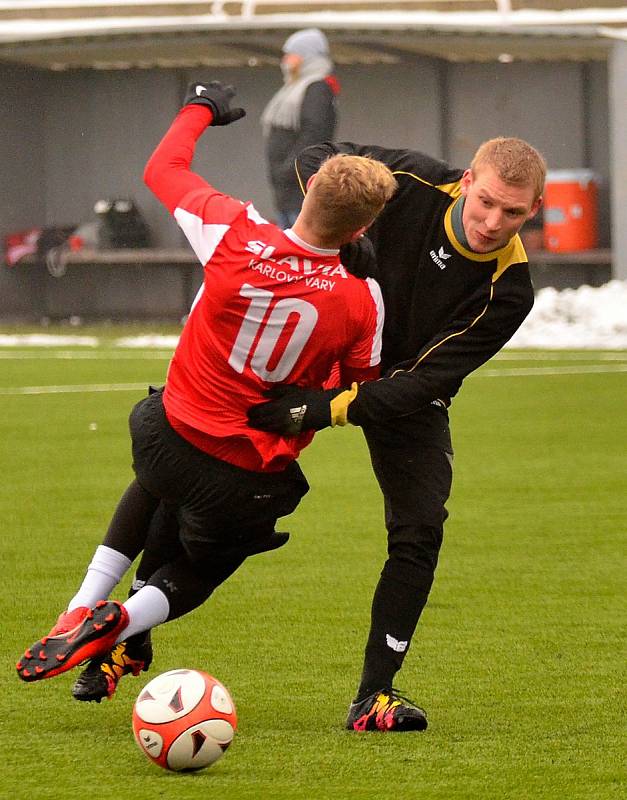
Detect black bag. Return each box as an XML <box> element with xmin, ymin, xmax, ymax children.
<box><xmin>94</xmin><ymin>198</ymin><xmax>151</xmax><ymax>249</ymax></box>
<box><xmin>36</xmin><ymin>225</ymin><xmax>76</xmax><ymax>258</ymax></box>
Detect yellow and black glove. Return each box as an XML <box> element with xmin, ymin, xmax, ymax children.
<box><xmin>247</xmin><ymin>383</ymin><xmax>359</xmax><ymax>436</ymax></box>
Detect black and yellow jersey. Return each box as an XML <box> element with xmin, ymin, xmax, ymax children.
<box><xmin>296</xmin><ymin>142</ymin><xmax>535</xmax><ymax>425</ymax></box>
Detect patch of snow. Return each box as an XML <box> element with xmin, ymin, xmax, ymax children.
<box><xmin>114</xmin><ymin>334</ymin><xmax>179</xmax><ymax>348</ymax></box>
<box><xmin>0</xmin><ymin>334</ymin><xmax>99</xmax><ymax>347</ymax></box>
<box><xmin>507</xmin><ymin>280</ymin><xmax>627</xmax><ymax>349</ymax></box>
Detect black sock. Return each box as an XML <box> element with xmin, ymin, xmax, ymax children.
<box><xmin>355</xmin><ymin>569</ymin><xmax>431</xmax><ymax>702</ymax></box>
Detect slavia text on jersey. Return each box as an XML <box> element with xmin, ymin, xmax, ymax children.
<box><xmin>245</xmin><ymin>240</ymin><xmax>348</xmax><ymax>279</ymax></box>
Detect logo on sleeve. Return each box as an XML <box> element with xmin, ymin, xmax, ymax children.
<box><xmin>429</xmin><ymin>246</ymin><xmax>452</xmax><ymax>270</ymax></box>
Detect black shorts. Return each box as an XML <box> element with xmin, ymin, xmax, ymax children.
<box><xmin>128</xmin><ymin>390</ymin><xmax>309</xmax><ymax>564</ymax></box>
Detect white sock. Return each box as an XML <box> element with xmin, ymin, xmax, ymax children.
<box><xmin>117</xmin><ymin>585</ymin><xmax>170</xmax><ymax>643</ymax></box>
<box><xmin>67</xmin><ymin>545</ymin><xmax>132</xmax><ymax>611</ymax></box>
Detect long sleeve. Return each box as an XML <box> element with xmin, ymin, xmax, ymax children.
<box><xmin>143</xmin><ymin>105</ymin><xmax>245</xmax><ymax>268</ymax></box>
<box><xmin>143</xmin><ymin>105</ymin><xmax>216</xmax><ymax>213</ymax></box>
<box><xmin>348</xmin><ymin>266</ymin><xmax>534</xmax><ymax>425</ymax></box>
<box><xmin>295</xmin><ymin>141</ymin><xmax>460</xmax><ymax>194</ymax></box>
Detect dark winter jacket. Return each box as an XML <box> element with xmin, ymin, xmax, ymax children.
<box><xmin>265</xmin><ymin>77</ymin><xmax>339</xmax><ymax>213</ymax></box>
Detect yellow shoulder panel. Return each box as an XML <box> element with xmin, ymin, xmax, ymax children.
<box><xmin>493</xmin><ymin>236</ymin><xmax>528</xmax><ymax>282</ymax></box>
<box><xmin>436</xmin><ymin>181</ymin><xmax>463</xmax><ymax>199</ymax></box>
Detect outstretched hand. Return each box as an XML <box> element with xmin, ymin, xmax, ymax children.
<box><xmin>247</xmin><ymin>384</ymin><xmax>341</xmax><ymax>436</ymax></box>
<box><xmin>184</xmin><ymin>80</ymin><xmax>246</xmax><ymax>126</ymax></box>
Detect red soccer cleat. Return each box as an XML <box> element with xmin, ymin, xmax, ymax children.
<box><xmin>49</xmin><ymin>606</ymin><xmax>91</xmax><ymax>636</ymax></box>
<box><xmin>16</xmin><ymin>601</ymin><xmax>129</xmax><ymax>683</ymax></box>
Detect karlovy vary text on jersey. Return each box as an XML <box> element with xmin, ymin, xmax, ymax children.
<box><xmin>245</xmin><ymin>239</ymin><xmax>349</xmax><ymax>292</ymax></box>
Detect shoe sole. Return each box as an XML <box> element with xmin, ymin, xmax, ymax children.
<box><xmin>346</xmin><ymin>700</ymin><xmax>428</xmax><ymax>732</ymax></box>
<box><xmin>346</xmin><ymin>716</ymin><xmax>428</xmax><ymax>732</ymax></box>
<box><xmin>16</xmin><ymin>601</ymin><xmax>127</xmax><ymax>682</ymax></box>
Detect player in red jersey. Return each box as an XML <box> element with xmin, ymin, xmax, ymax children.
<box><xmin>17</xmin><ymin>80</ymin><xmax>397</xmax><ymax>701</ymax></box>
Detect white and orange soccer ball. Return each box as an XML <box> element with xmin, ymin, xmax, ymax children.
<box><xmin>132</xmin><ymin>668</ymin><xmax>237</xmax><ymax>771</ymax></box>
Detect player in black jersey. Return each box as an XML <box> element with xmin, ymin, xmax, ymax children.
<box><xmin>248</xmin><ymin>136</ymin><xmax>546</xmax><ymax>732</ymax></box>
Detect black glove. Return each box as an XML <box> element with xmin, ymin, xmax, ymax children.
<box><xmin>247</xmin><ymin>385</ymin><xmax>343</xmax><ymax>436</ymax></box>
<box><xmin>183</xmin><ymin>80</ymin><xmax>246</xmax><ymax>126</ymax></box>
<box><xmin>339</xmin><ymin>236</ymin><xmax>378</xmax><ymax>280</ymax></box>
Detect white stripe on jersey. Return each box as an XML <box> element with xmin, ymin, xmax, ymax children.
<box><xmin>189</xmin><ymin>283</ymin><xmax>204</xmax><ymax>314</ymax></box>
<box><xmin>246</xmin><ymin>204</ymin><xmax>269</xmax><ymax>225</ymax></box>
<box><xmin>174</xmin><ymin>206</ymin><xmax>229</xmax><ymax>266</ymax></box>
<box><xmin>366</xmin><ymin>278</ymin><xmax>385</xmax><ymax>367</ymax></box>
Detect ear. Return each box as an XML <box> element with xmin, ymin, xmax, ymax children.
<box><xmin>347</xmin><ymin>225</ymin><xmax>369</xmax><ymax>243</ymax></box>
<box><xmin>527</xmin><ymin>195</ymin><xmax>543</xmax><ymax>221</ymax></box>
<box><xmin>460</xmin><ymin>168</ymin><xmax>473</xmax><ymax>196</ymax></box>
<box><xmin>305</xmin><ymin>174</ymin><xmax>317</xmax><ymax>192</ymax></box>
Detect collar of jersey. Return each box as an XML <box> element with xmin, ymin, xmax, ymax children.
<box><xmin>444</xmin><ymin>196</ymin><xmax>515</xmax><ymax>263</ymax></box>
<box><xmin>283</xmin><ymin>228</ymin><xmax>339</xmax><ymax>256</ymax></box>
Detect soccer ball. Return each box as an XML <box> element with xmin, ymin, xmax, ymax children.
<box><xmin>132</xmin><ymin>668</ymin><xmax>237</xmax><ymax>771</ymax></box>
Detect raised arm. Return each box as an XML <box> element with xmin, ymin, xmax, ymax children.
<box><xmin>143</xmin><ymin>81</ymin><xmax>246</xmax><ymax>213</ymax></box>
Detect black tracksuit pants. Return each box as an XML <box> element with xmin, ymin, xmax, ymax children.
<box><xmin>357</xmin><ymin>402</ymin><xmax>453</xmax><ymax>699</ymax></box>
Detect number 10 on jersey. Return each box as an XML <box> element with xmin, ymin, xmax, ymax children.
<box><xmin>228</xmin><ymin>283</ymin><xmax>318</xmax><ymax>383</ymax></box>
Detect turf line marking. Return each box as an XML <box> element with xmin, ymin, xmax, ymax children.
<box><xmin>476</xmin><ymin>364</ymin><xmax>627</xmax><ymax>377</ymax></box>
<box><xmin>2</xmin><ymin>365</ymin><xmax>626</xmax><ymax>396</ymax></box>
<box><xmin>496</xmin><ymin>351</ymin><xmax>627</xmax><ymax>361</ymax></box>
<box><xmin>0</xmin><ymin>383</ymin><xmax>152</xmax><ymax>396</ymax></box>
<box><xmin>0</xmin><ymin>351</ymin><xmax>172</xmax><ymax>360</ymax></box>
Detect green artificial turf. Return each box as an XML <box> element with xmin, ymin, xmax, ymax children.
<box><xmin>0</xmin><ymin>333</ymin><xmax>624</xmax><ymax>799</ymax></box>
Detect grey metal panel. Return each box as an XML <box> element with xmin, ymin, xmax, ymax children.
<box><xmin>445</xmin><ymin>60</ymin><xmax>586</xmax><ymax>170</ymax></box>
<box><xmin>41</xmin><ymin>262</ymin><xmax>202</xmax><ymax>321</ymax></box>
<box><xmin>1</xmin><ymin>66</ymin><xmax>47</xmax><ymax>231</ymax></box>
<box><xmin>585</xmin><ymin>61</ymin><xmax>610</xmax><ymax>246</ymax></box>
<box><xmin>335</xmin><ymin>59</ymin><xmax>442</xmax><ymax>156</ymax></box>
<box><xmin>0</xmin><ymin>65</ymin><xmax>48</xmax><ymax>318</ymax></box>
<box><xmin>42</xmin><ymin>69</ymin><xmax>182</xmax><ymax>244</ymax></box>
<box><xmin>609</xmin><ymin>39</ymin><xmax>627</xmax><ymax>279</ymax></box>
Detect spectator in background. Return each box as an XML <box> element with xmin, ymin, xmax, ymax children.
<box><xmin>261</xmin><ymin>28</ymin><xmax>339</xmax><ymax>228</ymax></box>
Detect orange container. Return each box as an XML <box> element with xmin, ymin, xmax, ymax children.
<box><xmin>543</xmin><ymin>169</ymin><xmax>598</xmax><ymax>252</ymax></box>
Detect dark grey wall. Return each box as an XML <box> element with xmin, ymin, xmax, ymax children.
<box><xmin>0</xmin><ymin>56</ymin><xmax>611</xmax><ymax>319</ymax></box>
<box><xmin>586</xmin><ymin>61</ymin><xmax>611</xmax><ymax>246</ymax></box>
<box><xmin>2</xmin><ymin>66</ymin><xmax>49</xmax><ymax>315</ymax></box>
<box><xmin>336</xmin><ymin>59</ymin><xmax>443</xmax><ymax>155</ymax></box>
<box><xmin>447</xmin><ymin>61</ymin><xmax>587</xmax><ymax>167</ymax></box>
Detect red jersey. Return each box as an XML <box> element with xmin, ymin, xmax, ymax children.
<box><xmin>144</xmin><ymin>105</ymin><xmax>383</xmax><ymax>472</ymax></box>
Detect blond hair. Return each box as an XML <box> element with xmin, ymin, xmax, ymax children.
<box><xmin>471</xmin><ymin>137</ymin><xmax>547</xmax><ymax>201</ymax></box>
<box><xmin>303</xmin><ymin>154</ymin><xmax>397</xmax><ymax>242</ymax></box>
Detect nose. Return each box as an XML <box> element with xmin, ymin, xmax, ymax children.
<box><xmin>485</xmin><ymin>209</ymin><xmax>503</xmax><ymax>232</ymax></box>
